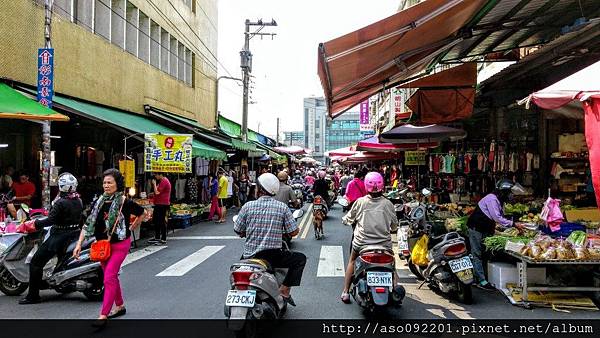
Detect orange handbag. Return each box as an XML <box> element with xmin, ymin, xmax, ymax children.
<box><xmin>90</xmin><ymin>197</ymin><xmax>125</xmax><ymax>262</ymax></box>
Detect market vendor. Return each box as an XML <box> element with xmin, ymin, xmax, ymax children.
<box><xmin>467</xmin><ymin>179</ymin><xmax>523</xmax><ymax>290</ymax></box>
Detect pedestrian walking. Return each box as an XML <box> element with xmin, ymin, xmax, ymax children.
<box><xmin>217</xmin><ymin>169</ymin><xmax>229</xmax><ymax>223</ymax></box>
<box><xmin>207</xmin><ymin>174</ymin><xmax>221</xmax><ymax>221</ymax></box>
<box><xmin>149</xmin><ymin>173</ymin><xmax>171</xmax><ymax>245</ymax></box>
<box><xmin>238</xmin><ymin>173</ymin><xmax>249</xmax><ymax>206</ymax></box>
<box><xmin>73</xmin><ymin>169</ymin><xmax>145</xmax><ymax>327</ymax></box>
<box><xmin>226</xmin><ymin>170</ymin><xmax>234</xmax><ymax>208</ymax></box>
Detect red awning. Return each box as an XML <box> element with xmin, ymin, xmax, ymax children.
<box><xmin>402</xmin><ymin>63</ymin><xmax>476</xmax><ymax>124</ymax></box>
<box><xmin>357</xmin><ymin>136</ymin><xmax>438</xmax><ymax>152</ymax></box>
<box><xmin>523</xmin><ymin>60</ymin><xmax>600</xmax><ymax>210</ymax></box>
<box><xmin>341</xmin><ymin>151</ymin><xmax>402</xmax><ymax>164</ymax></box>
<box><xmin>325</xmin><ymin>146</ymin><xmax>357</xmax><ymax>157</ymax></box>
<box><xmin>318</xmin><ymin>0</ymin><xmax>486</xmax><ymax>118</ymax></box>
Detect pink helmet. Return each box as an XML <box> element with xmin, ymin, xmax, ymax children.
<box><xmin>364</xmin><ymin>172</ymin><xmax>384</xmax><ymax>193</ymax></box>
<box><xmin>318</xmin><ymin>170</ymin><xmax>326</xmax><ymax>179</ymax></box>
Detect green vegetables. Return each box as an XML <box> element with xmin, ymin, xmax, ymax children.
<box><xmin>504</xmin><ymin>203</ymin><xmax>530</xmax><ymax>215</ymax></box>
<box><xmin>567</xmin><ymin>231</ymin><xmax>587</xmax><ymax>246</ymax></box>
<box><xmin>484</xmin><ymin>236</ymin><xmax>530</xmax><ymax>253</ymax></box>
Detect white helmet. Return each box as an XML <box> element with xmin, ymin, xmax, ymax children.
<box><xmin>58</xmin><ymin>172</ymin><xmax>78</xmax><ymax>193</ymax></box>
<box><xmin>257</xmin><ymin>173</ymin><xmax>280</xmax><ymax>196</ymax></box>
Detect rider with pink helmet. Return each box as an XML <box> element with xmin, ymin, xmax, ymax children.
<box><xmin>340</xmin><ymin>171</ymin><xmax>398</xmax><ymax>304</ymax></box>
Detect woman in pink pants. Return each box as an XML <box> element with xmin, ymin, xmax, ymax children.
<box><xmin>74</xmin><ymin>169</ymin><xmax>145</xmax><ymax>327</ymax></box>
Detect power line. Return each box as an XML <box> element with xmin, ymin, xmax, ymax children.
<box><xmin>49</xmin><ymin>1</ymin><xmax>216</xmax><ymax>95</ymax></box>
<box><xmin>164</xmin><ymin>0</ymin><xmax>241</xmax><ymax>87</ymax></box>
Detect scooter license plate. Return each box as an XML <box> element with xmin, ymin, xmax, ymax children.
<box><xmin>225</xmin><ymin>290</ymin><xmax>256</xmax><ymax>308</ymax></box>
<box><xmin>398</xmin><ymin>239</ymin><xmax>409</xmax><ymax>251</ymax></box>
<box><xmin>313</xmin><ymin>205</ymin><xmax>323</xmax><ymax>210</ymax></box>
<box><xmin>366</xmin><ymin>272</ymin><xmax>393</xmax><ymax>287</ymax></box>
<box><xmin>449</xmin><ymin>257</ymin><xmax>473</xmax><ymax>273</ymax></box>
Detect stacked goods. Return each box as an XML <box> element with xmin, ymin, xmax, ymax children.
<box><xmin>484</xmin><ymin>228</ymin><xmax>536</xmax><ymax>253</ymax></box>
<box><xmin>171</xmin><ymin>204</ymin><xmax>192</xmax><ymax>216</ymax></box>
<box><xmin>518</xmin><ymin>213</ymin><xmax>542</xmax><ymax>224</ymax></box>
<box><xmin>444</xmin><ymin>216</ymin><xmax>468</xmax><ymax>233</ymax></box>
<box><xmin>518</xmin><ymin>234</ymin><xmax>600</xmax><ymax>261</ymax></box>
<box><xmin>504</xmin><ymin>203</ymin><xmax>530</xmax><ymax>216</ymax></box>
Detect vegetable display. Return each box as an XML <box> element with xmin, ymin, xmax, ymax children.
<box><xmin>484</xmin><ymin>235</ymin><xmax>530</xmax><ymax>253</ymax></box>
<box><xmin>504</xmin><ymin>203</ymin><xmax>530</xmax><ymax>215</ymax></box>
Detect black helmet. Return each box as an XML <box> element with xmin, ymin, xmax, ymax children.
<box><xmin>496</xmin><ymin>179</ymin><xmax>514</xmax><ymax>191</ymax></box>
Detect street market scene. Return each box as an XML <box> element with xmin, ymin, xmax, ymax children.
<box><xmin>1</xmin><ymin>0</ymin><xmax>600</xmax><ymax>337</ymax></box>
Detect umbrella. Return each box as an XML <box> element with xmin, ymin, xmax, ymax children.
<box><xmin>325</xmin><ymin>145</ymin><xmax>357</xmax><ymax>157</ymax></box>
<box><xmin>357</xmin><ymin>136</ymin><xmax>439</xmax><ymax>152</ymax></box>
<box><xmin>379</xmin><ymin>124</ymin><xmax>466</xmax><ymax>144</ymax></box>
<box><xmin>274</xmin><ymin>146</ymin><xmax>311</xmax><ymax>155</ymax></box>
<box><xmin>342</xmin><ymin>151</ymin><xmax>402</xmax><ymax>164</ymax></box>
<box><xmin>299</xmin><ymin>156</ymin><xmax>317</xmax><ymax>164</ymax></box>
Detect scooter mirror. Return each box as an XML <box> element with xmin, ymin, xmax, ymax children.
<box><xmin>337</xmin><ymin>197</ymin><xmax>349</xmax><ymax>207</ymax></box>
<box><xmin>421</xmin><ymin>188</ymin><xmax>432</xmax><ymax>197</ymax></box>
<box><xmin>232</xmin><ymin>215</ymin><xmax>239</xmax><ymax>224</ymax></box>
<box><xmin>292</xmin><ymin>209</ymin><xmax>304</xmax><ymax>219</ymax></box>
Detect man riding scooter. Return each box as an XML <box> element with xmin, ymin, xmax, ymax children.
<box><xmin>16</xmin><ymin>173</ymin><xmax>83</xmax><ymax>304</ymax></box>
<box><xmin>274</xmin><ymin>171</ymin><xmax>300</xmax><ymax>208</ymax></box>
<box><xmin>234</xmin><ymin>173</ymin><xmax>307</xmax><ymax>306</ymax></box>
<box><xmin>313</xmin><ymin>170</ymin><xmax>331</xmax><ymax>208</ymax></box>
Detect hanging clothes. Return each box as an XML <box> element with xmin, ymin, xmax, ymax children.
<box><xmin>201</xmin><ymin>176</ymin><xmax>210</xmax><ymax>204</ymax></box>
<box><xmin>433</xmin><ymin>155</ymin><xmax>441</xmax><ymax>173</ymax></box>
<box><xmin>464</xmin><ymin>154</ymin><xmax>471</xmax><ymax>174</ymax></box>
<box><xmin>457</xmin><ymin>153</ymin><xmax>464</xmax><ymax>173</ymax></box>
<box><xmin>526</xmin><ymin>152</ymin><xmax>534</xmax><ymax>172</ymax></box>
<box><xmin>175</xmin><ymin>178</ymin><xmax>187</xmax><ymax>200</ymax></box>
<box><xmin>533</xmin><ymin>154</ymin><xmax>540</xmax><ymax>170</ymax></box>
<box><xmin>186</xmin><ymin>177</ymin><xmax>198</xmax><ymax>204</ymax></box>
<box><xmin>477</xmin><ymin>153</ymin><xmax>485</xmax><ymax>171</ymax></box>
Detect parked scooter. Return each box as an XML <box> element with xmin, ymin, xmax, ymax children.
<box><xmin>0</xmin><ymin>222</ymin><xmax>103</xmax><ymax>300</ymax></box>
<box><xmin>403</xmin><ymin>190</ymin><xmax>474</xmax><ymax>304</ymax></box>
<box><xmin>225</xmin><ymin>209</ymin><xmax>304</xmax><ymax>338</ymax></box>
<box><xmin>348</xmin><ymin>245</ymin><xmax>406</xmax><ymax>313</ymax></box>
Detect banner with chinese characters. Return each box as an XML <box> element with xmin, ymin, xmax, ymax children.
<box><xmin>359</xmin><ymin>100</ymin><xmax>372</xmax><ymax>131</ymax></box>
<box><xmin>144</xmin><ymin>134</ymin><xmax>193</xmax><ymax>173</ymax></box>
<box><xmin>119</xmin><ymin>159</ymin><xmax>135</xmax><ymax>188</ymax></box>
<box><xmin>404</xmin><ymin>151</ymin><xmax>427</xmax><ymax>166</ymax></box>
<box><xmin>37</xmin><ymin>48</ymin><xmax>54</xmax><ymax>108</ymax></box>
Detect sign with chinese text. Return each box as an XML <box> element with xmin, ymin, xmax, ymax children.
<box><xmin>37</xmin><ymin>48</ymin><xmax>54</xmax><ymax>108</ymax></box>
<box><xmin>392</xmin><ymin>87</ymin><xmax>412</xmax><ymax>123</ymax></box>
<box><xmin>144</xmin><ymin>134</ymin><xmax>193</xmax><ymax>173</ymax></box>
<box><xmin>405</xmin><ymin>151</ymin><xmax>427</xmax><ymax>166</ymax></box>
<box><xmin>119</xmin><ymin>159</ymin><xmax>136</xmax><ymax>188</ymax></box>
<box><xmin>359</xmin><ymin>100</ymin><xmax>372</xmax><ymax>131</ymax></box>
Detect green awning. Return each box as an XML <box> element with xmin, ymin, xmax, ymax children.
<box><xmin>0</xmin><ymin>83</ymin><xmax>69</xmax><ymax>121</ymax></box>
<box><xmin>53</xmin><ymin>96</ymin><xmax>227</xmax><ymax>161</ymax></box>
<box><xmin>231</xmin><ymin>138</ymin><xmax>257</xmax><ymax>151</ymax></box>
<box><xmin>219</xmin><ymin>115</ymin><xmax>241</xmax><ymax>138</ymax></box>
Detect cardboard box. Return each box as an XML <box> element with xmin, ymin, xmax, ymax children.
<box><xmin>487</xmin><ymin>262</ymin><xmax>546</xmax><ymax>289</ymax></box>
<box><xmin>565</xmin><ymin>208</ymin><xmax>600</xmax><ymax>222</ymax></box>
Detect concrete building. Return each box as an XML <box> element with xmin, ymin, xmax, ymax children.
<box><xmin>303</xmin><ymin>97</ymin><xmax>363</xmax><ymax>163</ymax></box>
<box><xmin>0</xmin><ymin>0</ymin><xmax>218</xmax><ymax>127</ymax></box>
<box><xmin>283</xmin><ymin>131</ymin><xmax>304</xmax><ymax>147</ymax></box>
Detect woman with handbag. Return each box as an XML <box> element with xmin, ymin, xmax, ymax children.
<box><xmin>73</xmin><ymin>169</ymin><xmax>145</xmax><ymax>327</ymax></box>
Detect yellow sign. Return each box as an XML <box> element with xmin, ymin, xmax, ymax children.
<box><xmin>144</xmin><ymin>133</ymin><xmax>193</xmax><ymax>173</ymax></box>
<box><xmin>405</xmin><ymin>151</ymin><xmax>427</xmax><ymax>166</ymax></box>
<box><xmin>119</xmin><ymin>159</ymin><xmax>135</xmax><ymax>188</ymax></box>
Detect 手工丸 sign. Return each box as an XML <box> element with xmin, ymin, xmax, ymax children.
<box><xmin>144</xmin><ymin>134</ymin><xmax>193</xmax><ymax>173</ymax></box>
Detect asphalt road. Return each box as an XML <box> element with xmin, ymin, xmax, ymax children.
<box><xmin>0</xmin><ymin>203</ymin><xmax>598</xmax><ymax>319</ymax></box>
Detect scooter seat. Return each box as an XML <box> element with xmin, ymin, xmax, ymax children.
<box><xmin>65</xmin><ymin>237</ymin><xmax>95</xmax><ymax>254</ymax></box>
<box><xmin>428</xmin><ymin>234</ymin><xmax>446</xmax><ymax>248</ymax></box>
<box><xmin>359</xmin><ymin>245</ymin><xmax>394</xmax><ymax>255</ymax></box>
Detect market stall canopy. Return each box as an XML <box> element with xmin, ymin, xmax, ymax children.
<box><xmin>400</xmin><ymin>63</ymin><xmax>477</xmax><ymax>124</ymax></box>
<box><xmin>52</xmin><ymin>95</ymin><xmax>227</xmax><ymax>161</ymax></box>
<box><xmin>299</xmin><ymin>156</ymin><xmax>318</xmax><ymax>164</ymax></box>
<box><xmin>0</xmin><ymin>83</ymin><xmax>69</xmax><ymax>121</ymax></box>
<box><xmin>379</xmin><ymin>124</ymin><xmax>466</xmax><ymax>144</ymax></box>
<box><xmin>520</xmin><ymin>60</ymin><xmax>600</xmax><ymax>209</ymax></box>
<box><xmin>342</xmin><ymin>151</ymin><xmax>402</xmax><ymax>164</ymax></box>
<box><xmin>318</xmin><ymin>0</ymin><xmax>486</xmax><ymax>117</ymax></box>
<box><xmin>273</xmin><ymin>145</ymin><xmax>312</xmax><ymax>155</ymax></box>
<box><xmin>324</xmin><ymin>146</ymin><xmax>357</xmax><ymax>157</ymax></box>
<box><xmin>357</xmin><ymin>136</ymin><xmax>439</xmax><ymax>152</ymax></box>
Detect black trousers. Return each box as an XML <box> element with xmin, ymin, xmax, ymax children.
<box><xmin>154</xmin><ymin>205</ymin><xmax>169</xmax><ymax>240</ymax></box>
<box><xmin>28</xmin><ymin>230</ymin><xmax>78</xmax><ymax>298</ymax></box>
<box><xmin>251</xmin><ymin>249</ymin><xmax>307</xmax><ymax>287</ymax></box>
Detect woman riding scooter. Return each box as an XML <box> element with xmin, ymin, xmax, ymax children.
<box><xmin>17</xmin><ymin>173</ymin><xmax>83</xmax><ymax>304</ymax></box>
<box><xmin>340</xmin><ymin>172</ymin><xmax>399</xmax><ymax>304</ymax></box>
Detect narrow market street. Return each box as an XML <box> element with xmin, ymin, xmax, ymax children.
<box><xmin>1</xmin><ymin>203</ymin><xmax>597</xmax><ymax>320</ymax></box>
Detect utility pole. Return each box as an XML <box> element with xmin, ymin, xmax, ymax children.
<box><xmin>41</xmin><ymin>0</ymin><xmax>54</xmax><ymax>209</ymax></box>
<box><xmin>240</xmin><ymin>18</ymin><xmax>277</xmax><ymax>142</ymax></box>
<box><xmin>276</xmin><ymin>117</ymin><xmax>280</xmax><ymax>146</ymax></box>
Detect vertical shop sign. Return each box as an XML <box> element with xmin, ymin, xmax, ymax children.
<box><xmin>144</xmin><ymin>134</ymin><xmax>193</xmax><ymax>173</ymax></box>
<box><xmin>359</xmin><ymin>100</ymin><xmax>372</xmax><ymax>131</ymax></box>
<box><xmin>37</xmin><ymin>48</ymin><xmax>54</xmax><ymax>108</ymax></box>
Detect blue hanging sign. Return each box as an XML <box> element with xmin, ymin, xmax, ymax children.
<box><xmin>37</xmin><ymin>48</ymin><xmax>54</xmax><ymax>108</ymax></box>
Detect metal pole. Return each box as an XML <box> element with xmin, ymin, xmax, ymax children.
<box><xmin>276</xmin><ymin>118</ymin><xmax>280</xmax><ymax>147</ymax></box>
<box><xmin>241</xmin><ymin>20</ymin><xmax>250</xmax><ymax>143</ymax></box>
<box><xmin>41</xmin><ymin>0</ymin><xmax>54</xmax><ymax>209</ymax></box>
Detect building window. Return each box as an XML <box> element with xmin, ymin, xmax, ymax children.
<box><xmin>315</xmin><ymin>146</ymin><xmax>320</xmax><ymax>152</ymax></box>
<box><xmin>111</xmin><ymin>0</ymin><xmax>126</xmax><ymax>49</ymax></box>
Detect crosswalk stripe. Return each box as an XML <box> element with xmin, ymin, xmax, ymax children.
<box><xmin>316</xmin><ymin>245</ymin><xmax>345</xmax><ymax>277</ymax></box>
<box><xmin>169</xmin><ymin>236</ymin><xmax>241</xmax><ymax>240</ymax></box>
<box><xmin>123</xmin><ymin>246</ymin><xmax>167</xmax><ymax>267</ymax></box>
<box><xmin>156</xmin><ymin>245</ymin><xmax>225</xmax><ymax>277</ymax></box>
<box><xmin>300</xmin><ymin>205</ymin><xmax>314</xmax><ymax>239</ymax></box>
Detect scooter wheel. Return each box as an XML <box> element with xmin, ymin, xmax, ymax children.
<box><xmin>0</xmin><ymin>268</ymin><xmax>28</xmax><ymax>296</ymax></box>
<box><xmin>407</xmin><ymin>258</ymin><xmax>424</xmax><ymax>281</ymax></box>
<box><xmin>455</xmin><ymin>282</ymin><xmax>473</xmax><ymax>305</ymax></box>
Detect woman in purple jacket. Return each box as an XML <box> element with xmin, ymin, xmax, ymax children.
<box><xmin>467</xmin><ymin>179</ymin><xmax>522</xmax><ymax>290</ymax></box>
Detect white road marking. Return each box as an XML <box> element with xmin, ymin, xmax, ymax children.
<box><xmin>316</xmin><ymin>245</ymin><xmax>345</xmax><ymax>277</ymax></box>
<box><xmin>169</xmin><ymin>236</ymin><xmax>241</xmax><ymax>240</ymax></box>
<box><xmin>300</xmin><ymin>204</ymin><xmax>314</xmax><ymax>239</ymax></box>
<box><xmin>427</xmin><ymin>308</ymin><xmax>447</xmax><ymax>318</ymax></box>
<box><xmin>156</xmin><ymin>246</ymin><xmax>225</xmax><ymax>277</ymax></box>
<box><xmin>123</xmin><ymin>246</ymin><xmax>167</xmax><ymax>267</ymax></box>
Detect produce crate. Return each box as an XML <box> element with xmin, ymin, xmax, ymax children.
<box><xmin>169</xmin><ymin>214</ymin><xmax>192</xmax><ymax>229</ymax></box>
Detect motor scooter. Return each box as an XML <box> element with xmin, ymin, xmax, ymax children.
<box><xmin>226</xmin><ymin>209</ymin><xmax>304</xmax><ymax>338</ymax></box>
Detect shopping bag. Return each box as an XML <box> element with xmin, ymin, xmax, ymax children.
<box><xmin>411</xmin><ymin>234</ymin><xmax>430</xmax><ymax>266</ymax></box>
<box><xmin>540</xmin><ymin>197</ymin><xmax>563</xmax><ymax>232</ymax></box>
